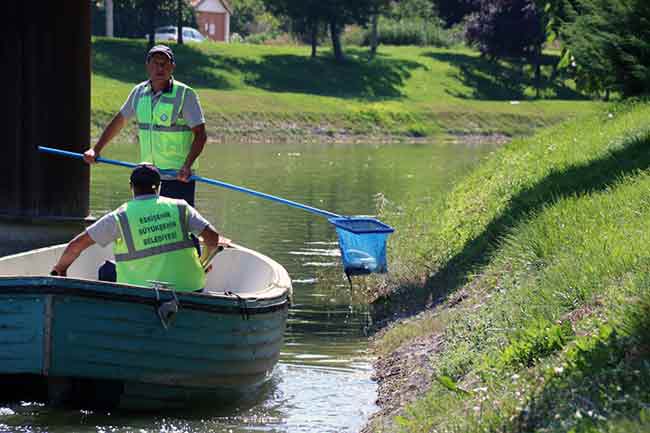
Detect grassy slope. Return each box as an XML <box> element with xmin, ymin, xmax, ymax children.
<box><xmin>373</xmin><ymin>102</ymin><xmax>650</xmax><ymax>432</ymax></box>
<box><xmin>92</xmin><ymin>38</ymin><xmax>596</xmax><ymax>141</ymax></box>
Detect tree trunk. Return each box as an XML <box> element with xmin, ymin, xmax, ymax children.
<box><xmin>147</xmin><ymin>0</ymin><xmax>156</xmax><ymax>48</ymax></box>
<box><xmin>310</xmin><ymin>19</ymin><xmax>318</xmax><ymax>58</ymax></box>
<box><xmin>177</xmin><ymin>0</ymin><xmax>183</xmax><ymax>44</ymax></box>
<box><xmin>370</xmin><ymin>14</ymin><xmax>378</xmax><ymax>58</ymax></box>
<box><xmin>329</xmin><ymin>18</ymin><xmax>344</xmax><ymax>62</ymax></box>
<box><xmin>105</xmin><ymin>0</ymin><xmax>114</xmax><ymax>37</ymax></box>
<box><xmin>535</xmin><ymin>61</ymin><xmax>541</xmax><ymax>99</ymax></box>
<box><xmin>534</xmin><ymin>46</ymin><xmax>542</xmax><ymax>99</ymax></box>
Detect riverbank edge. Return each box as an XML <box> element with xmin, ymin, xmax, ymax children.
<box><xmin>91</xmin><ymin>109</ymin><xmax>568</xmax><ymax>147</ymax></box>
<box><xmin>359</xmin><ymin>102</ymin><xmax>650</xmax><ymax>433</ymax></box>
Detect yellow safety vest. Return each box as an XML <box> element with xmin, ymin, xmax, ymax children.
<box><xmin>135</xmin><ymin>80</ymin><xmax>196</xmax><ymax>170</ymax></box>
<box><xmin>113</xmin><ymin>196</ymin><xmax>205</xmax><ymax>291</ymax></box>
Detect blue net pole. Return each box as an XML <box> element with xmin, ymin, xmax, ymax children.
<box><xmin>39</xmin><ymin>146</ymin><xmax>341</xmax><ymax>219</ymax></box>
<box><xmin>39</xmin><ymin>146</ymin><xmax>395</xmax><ymax>275</ymax></box>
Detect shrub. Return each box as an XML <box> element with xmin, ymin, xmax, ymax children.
<box><xmin>349</xmin><ymin>17</ymin><xmax>459</xmax><ymax>47</ymax></box>
<box><xmin>341</xmin><ymin>25</ymin><xmax>366</xmax><ymax>46</ymax></box>
<box><xmin>500</xmin><ymin>321</ymin><xmax>575</xmax><ymax>368</ymax></box>
<box><xmin>560</xmin><ymin>0</ymin><xmax>650</xmax><ymax>97</ymax></box>
<box><xmin>465</xmin><ymin>0</ymin><xmax>545</xmax><ymax>60</ymax></box>
<box><xmin>244</xmin><ymin>30</ymin><xmax>283</xmax><ymax>45</ymax></box>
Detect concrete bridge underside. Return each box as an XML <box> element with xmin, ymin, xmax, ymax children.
<box><xmin>2</xmin><ymin>1</ymin><xmax>92</xmax><ymax>255</ymax></box>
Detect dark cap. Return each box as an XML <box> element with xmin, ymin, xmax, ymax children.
<box><xmin>130</xmin><ymin>163</ymin><xmax>161</xmax><ymax>189</ymax></box>
<box><xmin>146</xmin><ymin>45</ymin><xmax>175</xmax><ymax>64</ymax></box>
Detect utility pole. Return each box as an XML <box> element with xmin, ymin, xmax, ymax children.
<box><xmin>106</xmin><ymin>0</ymin><xmax>114</xmax><ymax>37</ymax></box>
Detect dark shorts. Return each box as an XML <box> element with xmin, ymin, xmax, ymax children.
<box><xmin>160</xmin><ymin>179</ymin><xmax>201</xmax><ymax>255</ymax></box>
<box><xmin>160</xmin><ymin>179</ymin><xmax>196</xmax><ymax>206</ymax></box>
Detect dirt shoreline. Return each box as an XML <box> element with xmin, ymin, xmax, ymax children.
<box><xmin>94</xmin><ymin>115</ymin><xmax>514</xmax><ymax>147</ymax></box>
<box><xmin>204</xmin><ymin>129</ymin><xmax>512</xmax><ymax>146</ymax></box>
<box><xmin>361</xmin><ymin>317</ymin><xmax>443</xmax><ymax>433</ymax></box>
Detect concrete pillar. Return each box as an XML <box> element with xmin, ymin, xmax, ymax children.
<box><xmin>1</xmin><ymin>1</ymin><xmax>92</xmax><ymax>255</ymax></box>
<box><xmin>106</xmin><ymin>0</ymin><xmax>115</xmax><ymax>38</ymax></box>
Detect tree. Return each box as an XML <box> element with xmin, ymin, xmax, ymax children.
<box><xmin>266</xmin><ymin>0</ymin><xmax>325</xmax><ymax>57</ymax></box>
<box><xmin>267</xmin><ymin>0</ymin><xmax>388</xmax><ymax>61</ymax></box>
<box><xmin>146</xmin><ymin>0</ymin><xmax>156</xmax><ymax>47</ymax></box>
<box><xmin>177</xmin><ymin>0</ymin><xmax>184</xmax><ymax>44</ymax></box>
<box><xmin>289</xmin><ymin>14</ymin><xmax>328</xmax><ymax>58</ymax></box>
<box><xmin>433</xmin><ymin>0</ymin><xmax>479</xmax><ymax>27</ymax></box>
<box><xmin>560</xmin><ymin>0</ymin><xmax>650</xmax><ymax>97</ymax></box>
<box><xmin>90</xmin><ymin>0</ymin><xmax>196</xmax><ymax>40</ymax></box>
<box><xmin>229</xmin><ymin>0</ymin><xmax>268</xmax><ymax>36</ymax></box>
<box><xmin>465</xmin><ymin>0</ymin><xmax>547</xmax><ymax>97</ymax></box>
<box><xmin>368</xmin><ymin>0</ymin><xmax>391</xmax><ymax>57</ymax></box>
<box><xmin>321</xmin><ymin>0</ymin><xmax>391</xmax><ymax>61</ymax></box>
<box><xmin>388</xmin><ymin>0</ymin><xmax>437</xmax><ymax>21</ymax></box>
<box><xmin>466</xmin><ymin>0</ymin><xmax>545</xmax><ymax>60</ymax></box>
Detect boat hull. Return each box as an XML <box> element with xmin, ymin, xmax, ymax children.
<box><xmin>0</xmin><ymin>277</ymin><xmax>289</xmax><ymax>409</ymax></box>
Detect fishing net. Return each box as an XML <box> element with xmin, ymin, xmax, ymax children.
<box><xmin>329</xmin><ymin>217</ymin><xmax>394</xmax><ymax>276</ymax></box>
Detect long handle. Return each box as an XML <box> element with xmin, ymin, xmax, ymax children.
<box><xmin>38</xmin><ymin>146</ymin><xmax>342</xmax><ymax>219</ymax></box>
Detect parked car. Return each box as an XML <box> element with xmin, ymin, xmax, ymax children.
<box><xmin>146</xmin><ymin>26</ymin><xmax>206</xmax><ymax>43</ymax></box>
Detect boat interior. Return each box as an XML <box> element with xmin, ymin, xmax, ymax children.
<box><xmin>0</xmin><ymin>242</ymin><xmax>291</xmax><ymax>298</ymax></box>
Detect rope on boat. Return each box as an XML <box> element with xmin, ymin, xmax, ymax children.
<box><xmin>151</xmin><ymin>281</ymin><xmax>180</xmax><ymax>330</ymax></box>
<box><xmin>224</xmin><ymin>291</ymin><xmax>250</xmax><ymax>320</ymax></box>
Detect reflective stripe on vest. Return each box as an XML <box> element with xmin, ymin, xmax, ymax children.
<box><xmin>114</xmin><ymin>203</ymin><xmax>193</xmax><ymax>262</ymax></box>
<box><xmin>137</xmin><ymin>123</ymin><xmax>192</xmax><ymax>133</ymax></box>
<box><xmin>113</xmin><ymin>196</ymin><xmax>206</xmax><ymax>291</ymax></box>
<box><xmin>135</xmin><ymin>80</ymin><xmax>195</xmax><ymax>170</ymax></box>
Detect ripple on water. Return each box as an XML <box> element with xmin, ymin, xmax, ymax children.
<box><xmin>302</xmin><ymin>262</ymin><xmax>337</xmax><ymax>267</ymax></box>
<box><xmin>291</xmin><ymin>278</ymin><xmax>318</xmax><ymax>284</ymax></box>
<box><xmin>264</xmin><ymin>363</ymin><xmax>378</xmax><ymax>433</ymax></box>
<box><xmin>287</xmin><ymin>248</ymin><xmax>340</xmax><ymax>257</ymax></box>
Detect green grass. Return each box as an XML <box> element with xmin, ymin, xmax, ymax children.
<box><xmin>372</xmin><ymin>101</ymin><xmax>650</xmax><ymax>432</ymax></box>
<box><xmin>91</xmin><ymin>37</ymin><xmax>597</xmax><ymax>141</ymax></box>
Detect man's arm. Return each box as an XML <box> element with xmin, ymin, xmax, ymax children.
<box><xmin>51</xmin><ymin>232</ymin><xmax>96</xmax><ymax>276</ymax></box>
<box><xmin>199</xmin><ymin>224</ymin><xmax>220</xmax><ymax>255</ymax></box>
<box><xmin>198</xmin><ymin>225</ymin><xmax>220</xmax><ymax>272</ymax></box>
<box><xmin>178</xmin><ymin>123</ymin><xmax>207</xmax><ymax>182</ymax></box>
<box><xmin>84</xmin><ymin>112</ymin><xmax>128</xmax><ymax>164</ymax></box>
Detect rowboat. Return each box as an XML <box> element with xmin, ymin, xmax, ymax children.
<box><xmin>0</xmin><ymin>241</ymin><xmax>292</xmax><ymax>410</ymax></box>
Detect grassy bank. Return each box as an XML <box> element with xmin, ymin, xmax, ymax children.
<box><xmin>92</xmin><ymin>38</ymin><xmax>596</xmax><ymax>142</ymax></box>
<box><xmin>368</xmin><ymin>101</ymin><xmax>650</xmax><ymax>432</ymax></box>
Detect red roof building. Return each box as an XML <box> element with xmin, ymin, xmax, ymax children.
<box><xmin>191</xmin><ymin>0</ymin><xmax>232</xmax><ymax>42</ymax></box>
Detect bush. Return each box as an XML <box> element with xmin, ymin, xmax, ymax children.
<box><xmin>341</xmin><ymin>25</ymin><xmax>366</xmax><ymax>46</ymax></box>
<box><xmin>465</xmin><ymin>0</ymin><xmax>545</xmax><ymax>60</ymax></box>
<box><xmin>346</xmin><ymin>18</ymin><xmax>459</xmax><ymax>47</ymax></box>
<box><xmin>500</xmin><ymin>321</ymin><xmax>574</xmax><ymax>368</ymax></box>
<box><xmin>561</xmin><ymin>0</ymin><xmax>650</xmax><ymax>97</ymax></box>
<box><xmin>244</xmin><ymin>30</ymin><xmax>283</xmax><ymax>44</ymax></box>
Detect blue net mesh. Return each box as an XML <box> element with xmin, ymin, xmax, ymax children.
<box><xmin>329</xmin><ymin>218</ymin><xmax>394</xmax><ymax>275</ymax></box>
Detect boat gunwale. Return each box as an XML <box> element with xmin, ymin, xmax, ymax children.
<box><xmin>0</xmin><ymin>276</ymin><xmax>290</xmax><ymax>316</ymax></box>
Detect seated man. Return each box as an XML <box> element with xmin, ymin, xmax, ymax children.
<box><xmin>50</xmin><ymin>163</ymin><xmax>220</xmax><ymax>292</ymax></box>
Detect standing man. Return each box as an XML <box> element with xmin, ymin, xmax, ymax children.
<box><xmin>84</xmin><ymin>45</ymin><xmax>207</xmax><ymax>206</ymax></box>
<box><xmin>50</xmin><ymin>164</ymin><xmax>220</xmax><ymax>292</ymax></box>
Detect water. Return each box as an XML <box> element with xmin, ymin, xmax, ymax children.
<box><xmin>1</xmin><ymin>140</ymin><xmax>494</xmax><ymax>433</ymax></box>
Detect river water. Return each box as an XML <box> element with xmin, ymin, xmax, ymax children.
<box><xmin>1</xmin><ymin>140</ymin><xmax>493</xmax><ymax>433</ymax></box>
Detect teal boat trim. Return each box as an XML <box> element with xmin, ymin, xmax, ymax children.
<box><xmin>0</xmin><ymin>277</ymin><xmax>289</xmax><ymax>316</ymax></box>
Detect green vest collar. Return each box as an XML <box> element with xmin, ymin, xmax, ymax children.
<box><xmin>133</xmin><ymin>194</ymin><xmax>159</xmax><ymax>201</ymax></box>
<box><xmin>146</xmin><ymin>78</ymin><xmax>174</xmax><ymax>95</ymax></box>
